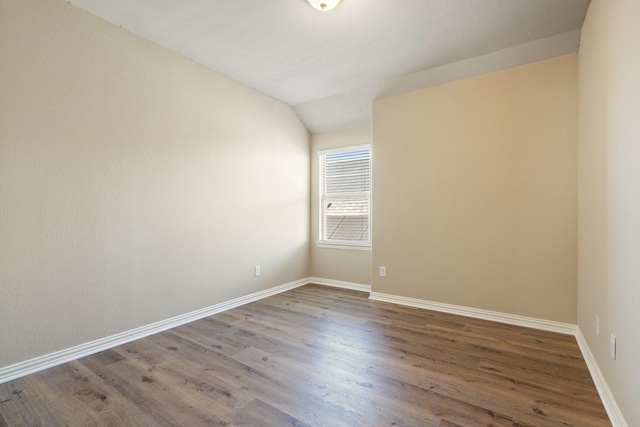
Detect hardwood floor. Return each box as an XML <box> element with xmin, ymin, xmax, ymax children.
<box><xmin>0</xmin><ymin>285</ymin><xmax>611</xmax><ymax>426</ymax></box>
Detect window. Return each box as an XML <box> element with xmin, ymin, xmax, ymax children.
<box><xmin>319</xmin><ymin>145</ymin><xmax>371</xmax><ymax>247</ymax></box>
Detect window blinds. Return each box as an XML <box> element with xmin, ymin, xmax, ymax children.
<box><xmin>320</xmin><ymin>147</ymin><xmax>371</xmax><ymax>244</ymax></box>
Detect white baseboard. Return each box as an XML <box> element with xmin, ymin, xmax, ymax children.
<box><xmin>308</xmin><ymin>277</ymin><xmax>371</xmax><ymax>293</ymax></box>
<box><xmin>575</xmin><ymin>329</ymin><xmax>629</xmax><ymax>427</ymax></box>
<box><xmin>368</xmin><ymin>291</ymin><xmax>577</xmax><ymax>335</ymax></box>
<box><xmin>0</xmin><ymin>278</ymin><xmax>309</xmax><ymax>385</ymax></box>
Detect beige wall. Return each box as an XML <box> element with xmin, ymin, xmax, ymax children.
<box><xmin>0</xmin><ymin>0</ymin><xmax>309</xmax><ymax>368</ymax></box>
<box><xmin>578</xmin><ymin>0</ymin><xmax>640</xmax><ymax>424</ymax></box>
<box><xmin>372</xmin><ymin>55</ymin><xmax>578</xmax><ymax>323</ymax></box>
<box><xmin>310</xmin><ymin>127</ymin><xmax>372</xmax><ymax>285</ymax></box>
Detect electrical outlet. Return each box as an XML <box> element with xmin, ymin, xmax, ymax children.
<box><xmin>379</xmin><ymin>266</ymin><xmax>386</xmax><ymax>277</ymax></box>
<box><xmin>254</xmin><ymin>266</ymin><xmax>261</xmax><ymax>277</ymax></box>
<box><xmin>596</xmin><ymin>314</ymin><xmax>600</xmax><ymax>336</ymax></box>
<box><xmin>610</xmin><ymin>334</ymin><xmax>616</xmax><ymax>360</ymax></box>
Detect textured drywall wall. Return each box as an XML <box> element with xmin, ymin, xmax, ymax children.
<box><xmin>372</xmin><ymin>55</ymin><xmax>578</xmax><ymax>323</ymax></box>
<box><xmin>0</xmin><ymin>0</ymin><xmax>309</xmax><ymax>368</ymax></box>
<box><xmin>310</xmin><ymin>127</ymin><xmax>372</xmax><ymax>285</ymax></box>
<box><xmin>578</xmin><ymin>0</ymin><xmax>640</xmax><ymax>424</ymax></box>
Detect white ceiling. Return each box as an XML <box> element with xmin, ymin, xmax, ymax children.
<box><xmin>67</xmin><ymin>0</ymin><xmax>590</xmax><ymax>133</ymax></box>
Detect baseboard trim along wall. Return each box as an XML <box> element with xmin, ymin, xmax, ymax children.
<box><xmin>0</xmin><ymin>277</ymin><xmax>309</xmax><ymax>385</ymax></box>
<box><xmin>308</xmin><ymin>277</ymin><xmax>371</xmax><ymax>293</ymax></box>
<box><xmin>575</xmin><ymin>329</ymin><xmax>629</xmax><ymax>427</ymax></box>
<box><xmin>369</xmin><ymin>291</ymin><xmax>577</xmax><ymax>335</ymax></box>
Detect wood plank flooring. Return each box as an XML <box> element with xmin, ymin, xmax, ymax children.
<box><xmin>0</xmin><ymin>285</ymin><xmax>611</xmax><ymax>426</ymax></box>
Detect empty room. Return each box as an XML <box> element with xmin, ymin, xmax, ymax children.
<box><xmin>1</xmin><ymin>0</ymin><xmax>638</xmax><ymax>426</ymax></box>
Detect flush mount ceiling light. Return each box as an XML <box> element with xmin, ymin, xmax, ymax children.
<box><xmin>306</xmin><ymin>0</ymin><xmax>341</xmax><ymax>12</ymax></box>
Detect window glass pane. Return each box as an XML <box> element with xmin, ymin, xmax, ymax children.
<box><xmin>324</xmin><ymin>198</ymin><xmax>369</xmax><ymax>242</ymax></box>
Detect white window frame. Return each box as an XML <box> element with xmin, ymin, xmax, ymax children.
<box><xmin>317</xmin><ymin>144</ymin><xmax>371</xmax><ymax>250</ymax></box>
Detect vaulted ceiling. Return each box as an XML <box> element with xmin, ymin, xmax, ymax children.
<box><xmin>68</xmin><ymin>0</ymin><xmax>590</xmax><ymax>133</ymax></box>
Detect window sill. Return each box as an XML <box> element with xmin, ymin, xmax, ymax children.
<box><xmin>316</xmin><ymin>242</ymin><xmax>372</xmax><ymax>251</ymax></box>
